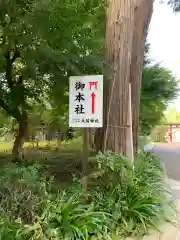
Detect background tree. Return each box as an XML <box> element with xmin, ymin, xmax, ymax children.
<box><xmin>140</xmin><ymin>44</ymin><xmax>179</xmax><ymax>135</ymax></box>
<box><xmin>0</xmin><ymin>110</ymin><xmax>13</xmax><ymax>140</ymax></box>
<box><xmin>0</xmin><ymin>0</ymin><xmax>105</xmax><ymax>160</ymax></box>
<box><xmin>164</xmin><ymin>107</ymin><xmax>180</xmax><ymax>122</ymax></box>
<box><xmin>168</xmin><ymin>0</ymin><xmax>180</xmax><ymax>11</ymax></box>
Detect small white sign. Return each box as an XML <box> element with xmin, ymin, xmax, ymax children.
<box><xmin>69</xmin><ymin>75</ymin><xmax>103</xmax><ymax>128</ymax></box>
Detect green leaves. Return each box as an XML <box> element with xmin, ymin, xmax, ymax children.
<box><xmin>0</xmin><ymin>149</ymin><xmax>174</xmax><ymax>239</ymax></box>
<box><xmin>140</xmin><ymin>43</ymin><xmax>179</xmax><ymax>135</ymax></box>
<box><xmin>88</xmin><ymin>151</ymin><xmax>172</xmax><ymax>238</ymax></box>
<box><xmin>0</xmin><ymin>0</ymin><xmax>105</xmax><ymax>122</ymax></box>
<box><xmin>140</xmin><ymin>64</ymin><xmax>179</xmax><ymax>135</ymax></box>
<box><xmin>17</xmin><ymin>192</ymin><xmax>110</xmax><ymax>240</ymax></box>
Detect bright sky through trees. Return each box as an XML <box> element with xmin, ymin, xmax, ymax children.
<box><xmin>148</xmin><ymin>1</ymin><xmax>180</xmax><ymax>110</ymax></box>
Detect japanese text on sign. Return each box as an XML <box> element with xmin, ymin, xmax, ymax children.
<box><xmin>69</xmin><ymin>75</ymin><xmax>103</xmax><ymax>128</ymax></box>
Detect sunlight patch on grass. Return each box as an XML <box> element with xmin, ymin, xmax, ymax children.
<box><xmin>0</xmin><ymin>137</ymin><xmax>83</xmax><ymax>152</ymax></box>
<box><xmin>0</xmin><ymin>142</ymin><xmax>13</xmax><ymax>151</ymax></box>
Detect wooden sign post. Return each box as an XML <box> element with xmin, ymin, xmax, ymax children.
<box><xmin>82</xmin><ymin>128</ymin><xmax>89</xmax><ymax>191</ymax></box>
<box><xmin>69</xmin><ymin>75</ymin><xmax>103</xmax><ymax>191</ymax></box>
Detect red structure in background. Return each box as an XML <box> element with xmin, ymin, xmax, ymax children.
<box><xmin>167</xmin><ymin>123</ymin><xmax>180</xmax><ymax>143</ymax></box>
<box><xmin>168</xmin><ymin>124</ymin><xmax>172</xmax><ymax>142</ymax></box>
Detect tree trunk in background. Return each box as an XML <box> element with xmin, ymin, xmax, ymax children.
<box><xmin>12</xmin><ymin>110</ymin><xmax>28</xmax><ymax>161</ymax></box>
<box><xmin>130</xmin><ymin>0</ymin><xmax>153</xmax><ymax>154</ymax></box>
<box><xmin>95</xmin><ymin>0</ymin><xmax>135</xmax><ymax>154</ymax></box>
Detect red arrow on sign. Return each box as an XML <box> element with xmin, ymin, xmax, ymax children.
<box><xmin>91</xmin><ymin>92</ymin><xmax>96</xmax><ymax>114</ymax></box>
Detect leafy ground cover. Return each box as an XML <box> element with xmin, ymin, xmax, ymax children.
<box><xmin>0</xmin><ymin>140</ymin><xmax>174</xmax><ymax>240</ymax></box>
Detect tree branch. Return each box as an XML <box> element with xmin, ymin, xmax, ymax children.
<box><xmin>0</xmin><ymin>98</ymin><xmax>21</xmax><ymax>121</ymax></box>
<box><xmin>5</xmin><ymin>48</ymin><xmax>20</xmax><ymax>89</ymax></box>
<box><xmin>11</xmin><ymin>48</ymin><xmax>20</xmax><ymax>63</ymax></box>
<box><xmin>5</xmin><ymin>51</ymin><xmax>13</xmax><ymax>89</ymax></box>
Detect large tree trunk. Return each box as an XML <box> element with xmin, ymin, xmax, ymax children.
<box><xmin>12</xmin><ymin>111</ymin><xmax>28</xmax><ymax>161</ymax></box>
<box><xmin>130</xmin><ymin>0</ymin><xmax>153</xmax><ymax>154</ymax></box>
<box><xmin>95</xmin><ymin>0</ymin><xmax>135</xmax><ymax>154</ymax></box>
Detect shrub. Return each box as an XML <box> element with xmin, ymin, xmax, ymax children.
<box><xmin>0</xmin><ymin>151</ymin><xmax>173</xmax><ymax>239</ymax></box>
<box><xmin>88</xmin><ymin>151</ymin><xmax>172</xmax><ymax>238</ymax></box>
<box><xmin>0</xmin><ymin>163</ymin><xmax>51</xmax><ymax>224</ymax></box>
<box><xmin>17</xmin><ymin>192</ymin><xmax>111</xmax><ymax>240</ymax></box>
<box><xmin>0</xmin><ymin>163</ymin><xmax>112</xmax><ymax>239</ymax></box>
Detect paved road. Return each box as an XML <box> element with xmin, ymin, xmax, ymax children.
<box><xmin>153</xmin><ymin>143</ymin><xmax>180</xmax><ymax>181</ymax></box>
<box><xmin>145</xmin><ymin>143</ymin><xmax>180</xmax><ymax>239</ymax></box>
<box><xmin>153</xmin><ymin>143</ymin><xmax>180</xmax><ymax>199</ymax></box>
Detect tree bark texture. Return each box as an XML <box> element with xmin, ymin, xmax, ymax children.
<box><xmin>130</xmin><ymin>0</ymin><xmax>153</xmax><ymax>154</ymax></box>
<box><xmin>95</xmin><ymin>0</ymin><xmax>135</xmax><ymax>154</ymax></box>
<box><xmin>12</xmin><ymin>110</ymin><xmax>28</xmax><ymax>161</ymax></box>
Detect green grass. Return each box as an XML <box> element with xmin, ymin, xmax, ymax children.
<box><xmin>0</xmin><ymin>137</ymin><xmax>174</xmax><ymax>239</ymax></box>
<box><xmin>0</xmin><ymin>148</ymin><xmax>174</xmax><ymax>239</ymax></box>
<box><xmin>0</xmin><ymin>137</ymin><xmax>83</xmax><ymax>152</ymax></box>
<box><xmin>0</xmin><ymin>141</ymin><xmax>54</xmax><ymax>152</ymax></box>
<box><xmin>0</xmin><ymin>141</ymin><xmax>12</xmax><ymax>151</ymax></box>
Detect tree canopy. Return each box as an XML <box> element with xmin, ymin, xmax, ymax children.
<box><xmin>168</xmin><ymin>0</ymin><xmax>180</xmax><ymax>11</ymax></box>
<box><xmin>0</xmin><ymin>0</ymin><xmax>105</xmax><ymax>158</ymax></box>
<box><xmin>164</xmin><ymin>106</ymin><xmax>180</xmax><ymax>122</ymax></box>
<box><xmin>140</xmin><ymin>44</ymin><xmax>179</xmax><ymax>135</ymax></box>
<box><xmin>0</xmin><ymin>0</ymin><xmax>179</xmax><ymax>157</ymax></box>
<box><xmin>0</xmin><ymin>0</ymin><xmax>105</xmax><ymax>115</ymax></box>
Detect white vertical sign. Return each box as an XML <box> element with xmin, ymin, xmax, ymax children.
<box><xmin>69</xmin><ymin>75</ymin><xmax>103</xmax><ymax>128</ymax></box>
